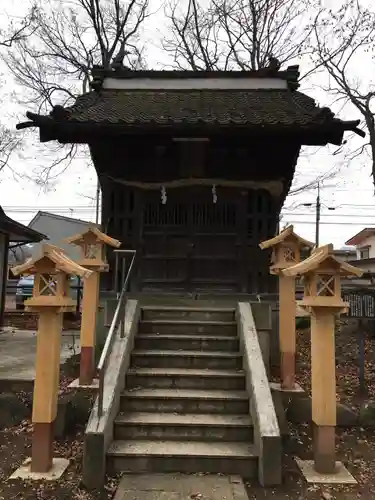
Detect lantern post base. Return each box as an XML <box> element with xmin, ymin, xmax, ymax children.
<box><xmin>69</xmin><ymin>377</ymin><xmax>99</xmax><ymax>390</ymax></box>
<box><xmin>31</xmin><ymin>421</ymin><xmax>55</xmax><ymax>473</ymax></box>
<box><xmin>295</xmin><ymin>459</ymin><xmax>357</xmax><ymax>484</ymax></box>
<box><xmin>9</xmin><ymin>457</ymin><xmax>69</xmax><ymax>481</ymax></box>
<box><xmin>79</xmin><ymin>346</ymin><xmax>95</xmax><ymax>386</ymax></box>
<box><xmin>270</xmin><ymin>381</ymin><xmax>304</xmax><ymax>394</ymax></box>
<box><xmin>280</xmin><ymin>350</ymin><xmax>296</xmax><ymax>390</ymax></box>
<box><xmin>313</xmin><ymin>424</ymin><xmax>336</xmax><ymax>474</ymax></box>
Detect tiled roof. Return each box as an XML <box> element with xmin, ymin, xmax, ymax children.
<box><xmin>52</xmin><ymin>89</ymin><xmax>333</xmax><ymax>127</ymax></box>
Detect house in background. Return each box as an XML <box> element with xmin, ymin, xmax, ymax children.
<box><xmin>333</xmin><ymin>247</ymin><xmax>357</xmax><ymax>262</ymax></box>
<box><xmin>0</xmin><ymin>206</ymin><xmax>46</xmax><ymax>326</ymax></box>
<box><xmin>343</xmin><ymin>228</ymin><xmax>375</xmax><ymax>281</ymax></box>
<box><xmin>28</xmin><ymin>211</ymin><xmax>99</xmax><ymax>261</ymax></box>
<box><xmin>345</xmin><ymin>228</ymin><xmax>375</xmax><ymax>260</ymax></box>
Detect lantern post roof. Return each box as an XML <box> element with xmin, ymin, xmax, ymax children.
<box><xmin>11</xmin><ymin>243</ymin><xmax>93</xmax><ymax>279</ymax></box>
<box><xmin>65</xmin><ymin>226</ymin><xmax>121</xmax><ymax>248</ymax></box>
<box><xmin>281</xmin><ymin>244</ymin><xmax>364</xmax><ymax>278</ymax></box>
<box><xmin>259</xmin><ymin>225</ymin><xmax>314</xmax><ymax>250</ymax></box>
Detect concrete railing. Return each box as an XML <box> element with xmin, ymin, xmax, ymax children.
<box><xmin>236</xmin><ymin>302</ymin><xmax>281</xmax><ymax>486</ymax></box>
<box><xmin>83</xmin><ymin>299</ymin><xmax>140</xmax><ymax>490</ymax></box>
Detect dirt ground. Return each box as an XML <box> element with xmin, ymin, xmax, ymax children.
<box><xmin>245</xmin><ymin>319</ymin><xmax>375</xmax><ymax>500</ymax></box>
<box><xmin>0</xmin><ymin>320</ymin><xmax>374</xmax><ymax>499</ymax></box>
<box><xmin>0</xmin><ymin>355</ymin><xmax>116</xmax><ymax>500</ymax></box>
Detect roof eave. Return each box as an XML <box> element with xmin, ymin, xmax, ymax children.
<box><xmin>0</xmin><ymin>207</ymin><xmax>47</xmax><ymax>243</ymax></box>
<box><xmin>260</xmin><ymin>224</ymin><xmax>315</xmax><ymax>249</ymax></box>
<box><xmin>16</xmin><ymin>116</ymin><xmax>361</xmax><ymax>147</ymax></box>
<box><xmin>345</xmin><ymin>228</ymin><xmax>375</xmax><ymax>246</ymax></box>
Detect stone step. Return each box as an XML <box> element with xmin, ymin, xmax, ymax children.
<box><xmin>120</xmin><ymin>389</ymin><xmax>249</xmax><ymax>414</ymax></box>
<box><xmin>107</xmin><ymin>439</ymin><xmax>258</xmax><ymax>477</ymax></box>
<box><xmin>135</xmin><ymin>334</ymin><xmax>239</xmax><ymax>352</ymax></box>
<box><xmin>131</xmin><ymin>350</ymin><xmax>243</xmax><ymax>370</ymax></box>
<box><xmin>141</xmin><ymin>306</ymin><xmax>236</xmax><ymax>322</ymax></box>
<box><xmin>139</xmin><ymin>319</ymin><xmax>237</xmax><ymax>336</ymax></box>
<box><xmin>126</xmin><ymin>367</ymin><xmax>246</xmax><ymax>390</ymax></box>
<box><xmin>114</xmin><ymin>412</ymin><xmax>253</xmax><ymax>442</ymax></box>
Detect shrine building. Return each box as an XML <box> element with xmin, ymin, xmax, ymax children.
<box><xmin>17</xmin><ymin>65</ymin><xmax>363</xmax><ymax>297</ymax></box>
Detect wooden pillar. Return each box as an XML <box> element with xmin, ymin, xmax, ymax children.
<box><xmin>310</xmin><ymin>308</ymin><xmax>337</xmax><ymax>473</ymax></box>
<box><xmin>133</xmin><ymin>188</ymin><xmax>144</xmax><ymax>293</ymax></box>
<box><xmin>0</xmin><ymin>233</ymin><xmax>9</xmax><ymax>328</ymax></box>
<box><xmin>11</xmin><ymin>243</ymin><xmax>93</xmax><ymax>475</ymax></box>
<box><xmin>31</xmin><ymin>309</ymin><xmax>63</xmax><ymax>472</ymax></box>
<box><xmin>279</xmin><ymin>274</ymin><xmax>296</xmax><ymax>389</ymax></box>
<box><xmin>80</xmin><ymin>271</ymin><xmax>100</xmax><ymax>385</ymax></box>
<box><xmin>259</xmin><ymin>226</ymin><xmax>314</xmax><ymax>391</ymax></box>
<box><xmin>65</xmin><ymin>227</ymin><xmax>121</xmax><ymax>384</ymax></box>
<box><xmin>281</xmin><ymin>243</ymin><xmax>363</xmax><ymax>478</ymax></box>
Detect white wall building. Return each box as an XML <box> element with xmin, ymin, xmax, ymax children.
<box><xmin>346</xmin><ymin>229</ymin><xmax>375</xmax><ymax>261</ymax></box>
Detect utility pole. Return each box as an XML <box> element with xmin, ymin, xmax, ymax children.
<box><xmin>302</xmin><ymin>182</ymin><xmax>335</xmax><ymax>248</ymax></box>
<box><xmin>315</xmin><ymin>182</ymin><xmax>321</xmax><ymax>247</ymax></box>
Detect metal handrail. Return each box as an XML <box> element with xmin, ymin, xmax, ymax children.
<box><xmin>97</xmin><ymin>250</ymin><xmax>136</xmax><ymax>417</ymax></box>
<box><xmin>113</xmin><ymin>249</ymin><xmax>138</xmax><ymax>296</ymax></box>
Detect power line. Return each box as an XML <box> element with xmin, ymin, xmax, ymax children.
<box><xmin>282</xmin><ymin>212</ymin><xmax>375</xmax><ymax>218</ymax></box>
<box><xmin>284</xmin><ymin>204</ymin><xmax>375</xmax><ymax>210</ymax></box>
<box><xmin>5</xmin><ymin>210</ymin><xmax>375</xmax><ymax>221</ymax></box>
<box><xmin>281</xmin><ymin>220</ymin><xmax>371</xmax><ymax>226</ymax></box>
<box><xmin>3</xmin><ymin>205</ymin><xmax>375</xmax><ymax>212</ymax></box>
<box><xmin>3</xmin><ymin>207</ymin><xmax>98</xmax><ymax>212</ymax></box>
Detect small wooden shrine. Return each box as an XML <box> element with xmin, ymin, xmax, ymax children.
<box><xmin>66</xmin><ymin>226</ymin><xmax>121</xmax><ymax>271</ymax></box>
<box><xmin>66</xmin><ymin>226</ymin><xmax>121</xmax><ymax>385</ymax></box>
<box><xmin>259</xmin><ymin>224</ymin><xmax>314</xmax><ymax>274</ymax></box>
<box><xmin>260</xmin><ymin>225</ymin><xmax>314</xmax><ymax>389</ymax></box>
<box><xmin>17</xmin><ymin>64</ymin><xmax>363</xmax><ymax>295</ymax></box>
<box><xmin>12</xmin><ymin>243</ymin><xmax>92</xmax><ymax>310</ymax></box>
<box><xmin>282</xmin><ymin>244</ymin><xmax>363</xmax><ymax>475</ymax></box>
<box><xmin>12</xmin><ymin>244</ymin><xmax>92</xmax><ymax>474</ymax></box>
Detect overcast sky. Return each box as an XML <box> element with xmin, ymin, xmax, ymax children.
<box><xmin>1</xmin><ymin>0</ymin><xmax>374</xmax><ymax>249</ymax></box>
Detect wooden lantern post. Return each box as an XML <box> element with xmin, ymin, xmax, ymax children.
<box><xmin>282</xmin><ymin>244</ymin><xmax>363</xmax><ymax>474</ymax></box>
<box><xmin>259</xmin><ymin>225</ymin><xmax>314</xmax><ymax>390</ymax></box>
<box><xmin>12</xmin><ymin>244</ymin><xmax>92</xmax><ymax>473</ymax></box>
<box><xmin>66</xmin><ymin>226</ymin><xmax>121</xmax><ymax>385</ymax></box>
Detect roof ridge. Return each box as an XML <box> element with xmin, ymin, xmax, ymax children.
<box><xmin>29</xmin><ymin>210</ymin><xmax>99</xmax><ymax>227</ymax></box>
<box><xmin>90</xmin><ymin>66</ymin><xmax>301</xmax><ymax>92</ymax></box>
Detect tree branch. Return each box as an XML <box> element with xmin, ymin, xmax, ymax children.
<box><xmin>0</xmin><ymin>0</ymin><xmax>149</xmax><ymax>186</ymax></box>
<box><xmin>309</xmin><ymin>0</ymin><xmax>375</xmax><ymax>184</ymax></box>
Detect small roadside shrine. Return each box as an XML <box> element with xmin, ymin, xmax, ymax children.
<box><xmin>259</xmin><ymin>225</ymin><xmax>314</xmax><ymax>390</ymax></box>
<box><xmin>11</xmin><ymin>244</ymin><xmax>92</xmax><ymax>477</ymax></box>
<box><xmin>66</xmin><ymin>226</ymin><xmax>121</xmax><ymax>385</ymax></box>
<box><xmin>282</xmin><ymin>244</ymin><xmax>363</xmax><ymax>481</ymax></box>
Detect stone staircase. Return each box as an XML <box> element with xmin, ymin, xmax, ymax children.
<box><xmin>106</xmin><ymin>305</ymin><xmax>259</xmax><ymax>476</ymax></box>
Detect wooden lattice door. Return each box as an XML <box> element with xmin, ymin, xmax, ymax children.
<box><xmin>103</xmin><ymin>182</ymin><xmax>279</xmax><ymax>295</ymax></box>
<box><xmin>140</xmin><ymin>187</ymin><xmax>242</xmax><ymax>293</ymax></box>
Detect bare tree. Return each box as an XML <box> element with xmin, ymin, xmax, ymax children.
<box><xmin>289</xmin><ymin>166</ymin><xmax>339</xmax><ymax>196</ymax></box>
<box><xmin>0</xmin><ymin>10</ymin><xmax>36</xmax><ymax>178</ymax></box>
<box><xmin>163</xmin><ymin>0</ymin><xmax>348</xmax><ymax>196</ymax></box>
<box><xmin>0</xmin><ymin>128</ymin><xmax>21</xmax><ymax>175</ymax></box>
<box><xmin>2</xmin><ymin>0</ymin><xmax>150</xmax><ymax>185</ymax></box>
<box><xmin>0</xmin><ymin>8</ymin><xmax>36</xmax><ymax>48</ymax></box>
<box><xmin>310</xmin><ymin>0</ymin><xmax>375</xmax><ymax>185</ymax></box>
<box><xmin>163</xmin><ymin>0</ymin><xmax>320</xmax><ymax>72</ymax></box>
